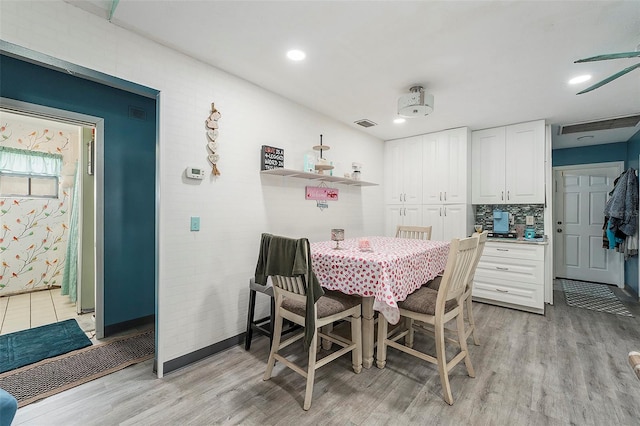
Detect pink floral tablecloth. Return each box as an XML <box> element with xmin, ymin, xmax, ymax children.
<box><xmin>310</xmin><ymin>236</ymin><xmax>450</xmax><ymax>324</ymax></box>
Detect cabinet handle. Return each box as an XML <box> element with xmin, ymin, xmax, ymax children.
<box><xmin>496</xmin><ymin>248</ymin><xmax>509</xmax><ymax>252</ymax></box>
<box><xmin>439</xmin><ymin>208</ymin><xmax>442</xmax><ymax>217</ymax></box>
<box><xmin>404</xmin><ymin>208</ymin><xmax>407</xmax><ymax>216</ymax></box>
<box><xmin>403</xmin><ymin>193</ymin><xmax>407</xmax><ymax>202</ymax></box>
<box><xmin>496</xmin><ymin>289</ymin><xmax>509</xmax><ymax>293</ymax></box>
<box><xmin>399</xmin><ymin>193</ymin><xmax>402</xmax><ymax>202</ymax></box>
<box><xmin>439</xmin><ymin>192</ymin><xmax>442</xmax><ymax>201</ymax></box>
<box><xmin>444</xmin><ymin>192</ymin><xmax>447</xmax><ymax>201</ymax></box>
<box><xmin>444</xmin><ymin>207</ymin><xmax>447</xmax><ymax>216</ymax></box>
<box><xmin>501</xmin><ymin>191</ymin><xmax>504</xmax><ymax>201</ymax></box>
<box><xmin>496</xmin><ymin>267</ymin><xmax>509</xmax><ymax>271</ymax></box>
<box><xmin>507</xmin><ymin>191</ymin><xmax>510</xmax><ymax>200</ymax></box>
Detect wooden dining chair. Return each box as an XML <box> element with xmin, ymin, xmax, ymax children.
<box><xmin>395</xmin><ymin>225</ymin><xmax>432</xmax><ymax>240</ymax></box>
<box><xmin>376</xmin><ymin>236</ymin><xmax>478</xmax><ymax>405</ymax></box>
<box><xmin>263</xmin><ymin>237</ymin><xmax>362</xmax><ymax>411</ymax></box>
<box><xmin>424</xmin><ymin>231</ymin><xmax>488</xmax><ymax>345</ymax></box>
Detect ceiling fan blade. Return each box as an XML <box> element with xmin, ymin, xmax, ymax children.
<box><xmin>577</xmin><ymin>63</ymin><xmax>640</xmax><ymax>94</ymax></box>
<box><xmin>575</xmin><ymin>51</ymin><xmax>640</xmax><ymax>63</ymax></box>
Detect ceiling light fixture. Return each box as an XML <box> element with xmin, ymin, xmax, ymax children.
<box><xmin>286</xmin><ymin>49</ymin><xmax>306</xmax><ymax>61</ymax></box>
<box><xmin>393</xmin><ymin>118</ymin><xmax>406</xmax><ymax>124</ymax></box>
<box><xmin>398</xmin><ymin>86</ymin><xmax>434</xmax><ymax>118</ymax></box>
<box><xmin>569</xmin><ymin>74</ymin><xmax>591</xmax><ymax>85</ymax></box>
<box><xmin>576</xmin><ymin>135</ymin><xmax>594</xmax><ymax>141</ymax></box>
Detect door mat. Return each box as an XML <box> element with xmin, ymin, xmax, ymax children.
<box><xmin>561</xmin><ymin>279</ymin><xmax>633</xmax><ymax>317</ymax></box>
<box><xmin>0</xmin><ymin>319</ymin><xmax>92</xmax><ymax>374</ymax></box>
<box><xmin>0</xmin><ymin>329</ymin><xmax>154</xmax><ymax>407</ymax></box>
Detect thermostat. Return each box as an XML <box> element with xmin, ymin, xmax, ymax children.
<box><xmin>185</xmin><ymin>166</ymin><xmax>205</xmax><ymax>180</ymax></box>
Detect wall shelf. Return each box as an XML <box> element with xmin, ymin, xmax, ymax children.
<box><xmin>260</xmin><ymin>168</ymin><xmax>378</xmax><ymax>187</ymax></box>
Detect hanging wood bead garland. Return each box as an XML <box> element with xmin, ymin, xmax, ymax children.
<box><xmin>206</xmin><ymin>103</ymin><xmax>221</xmax><ymax>176</ymax></box>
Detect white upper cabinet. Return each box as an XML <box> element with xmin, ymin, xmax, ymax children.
<box><xmin>472</xmin><ymin>120</ymin><xmax>545</xmax><ymax>204</ymax></box>
<box><xmin>384</xmin><ymin>136</ymin><xmax>423</xmax><ymax>205</ymax></box>
<box><xmin>422</xmin><ymin>127</ymin><xmax>470</xmax><ymax>205</ymax></box>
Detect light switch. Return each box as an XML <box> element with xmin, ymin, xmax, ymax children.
<box><xmin>190</xmin><ymin>216</ymin><xmax>200</xmax><ymax>231</ymax></box>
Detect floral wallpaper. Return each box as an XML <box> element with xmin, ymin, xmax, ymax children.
<box><xmin>0</xmin><ymin>112</ymin><xmax>79</xmax><ymax>296</ymax></box>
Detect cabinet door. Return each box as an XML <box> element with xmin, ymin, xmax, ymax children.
<box><xmin>471</xmin><ymin>127</ymin><xmax>506</xmax><ymax>204</ymax></box>
<box><xmin>423</xmin><ymin>205</ymin><xmax>444</xmax><ymax>241</ymax></box>
<box><xmin>385</xmin><ymin>204</ymin><xmax>403</xmax><ymax>237</ymax></box>
<box><xmin>442</xmin><ymin>204</ymin><xmax>469</xmax><ymax>241</ymax></box>
<box><xmin>422</xmin><ymin>132</ymin><xmax>442</xmax><ymax>204</ymax></box>
<box><xmin>443</xmin><ymin>127</ymin><xmax>469</xmax><ymax>204</ymax></box>
<box><xmin>384</xmin><ymin>140</ymin><xmax>404</xmax><ymax>204</ymax></box>
<box><xmin>505</xmin><ymin>120</ymin><xmax>545</xmax><ymax>204</ymax></box>
<box><xmin>403</xmin><ymin>204</ymin><xmax>423</xmax><ymax>227</ymax></box>
<box><xmin>403</xmin><ymin>136</ymin><xmax>423</xmax><ymax>204</ymax></box>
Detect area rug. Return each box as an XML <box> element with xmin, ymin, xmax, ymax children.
<box><xmin>561</xmin><ymin>279</ymin><xmax>633</xmax><ymax>317</ymax></box>
<box><xmin>0</xmin><ymin>319</ymin><xmax>92</xmax><ymax>374</ymax></box>
<box><xmin>0</xmin><ymin>329</ymin><xmax>154</xmax><ymax>407</ymax></box>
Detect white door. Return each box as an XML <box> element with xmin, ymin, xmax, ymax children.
<box><xmin>554</xmin><ymin>163</ymin><xmax>624</xmax><ymax>286</ymax></box>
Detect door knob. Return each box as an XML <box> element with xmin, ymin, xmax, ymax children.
<box><xmin>557</xmin><ymin>229</ymin><xmax>562</xmax><ymax>233</ymax></box>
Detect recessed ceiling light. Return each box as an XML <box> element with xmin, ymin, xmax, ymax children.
<box><xmin>394</xmin><ymin>118</ymin><xmax>406</xmax><ymax>124</ymax></box>
<box><xmin>286</xmin><ymin>49</ymin><xmax>306</xmax><ymax>61</ymax></box>
<box><xmin>569</xmin><ymin>75</ymin><xmax>591</xmax><ymax>85</ymax></box>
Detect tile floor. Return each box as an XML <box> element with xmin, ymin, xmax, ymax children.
<box><xmin>0</xmin><ymin>288</ymin><xmax>95</xmax><ymax>337</ymax></box>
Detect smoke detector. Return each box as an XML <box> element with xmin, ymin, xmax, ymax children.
<box><xmin>398</xmin><ymin>86</ymin><xmax>434</xmax><ymax>118</ymax></box>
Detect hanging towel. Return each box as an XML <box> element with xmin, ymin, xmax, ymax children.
<box><xmin>254</xmin><ymin>233</ymin><xmax>324</xmax><ymax>349</ymax></box>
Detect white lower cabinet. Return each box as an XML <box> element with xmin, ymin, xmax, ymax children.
<box><xmin>472</xmin><ymin>241</ymin><xmax>545</xmax><ymax>314</ymax></box>
<box><xmin>385</xmin><ymin>204</ymin><xmax>422</xmax><ymax>237</ymax></box>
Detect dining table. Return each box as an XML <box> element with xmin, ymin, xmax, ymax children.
<box><xmin>310</xmin><ymin>236</ymin><xmax>450</xmax><ymax>369</ymax></box>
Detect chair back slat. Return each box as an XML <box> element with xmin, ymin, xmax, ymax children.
<box><xmin>467</xmin><ymin>231</ymin><xmax>488</xmax><ymax>287</ymax></box>
<box><xmin>272</xmin><ymin>275</ymin><xmax>307</xmax><ymax>296</ymax></box>
<box><xmin>395</xmin><ymin>225</ymin><xmax>432</xmax><ymax>240</ymax></box>
<box><xmin>437</xmin><ymin>236</ymin><xmax>479</xmax><ymax>306</ymax></box>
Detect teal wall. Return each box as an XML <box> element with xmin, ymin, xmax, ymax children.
<box><xmin>625</xmin><ymin>130</ymin><xmax>640</xmax><ymax>296</ymax></box>
<box><xmin>552</xmin><ymin>142</ymin><xmax>627</xmax><ymax>167</ymax></box>
<box><xmin>0</xmin><ymin>54</ymin><xmax>157</xmax><ymax>328</ymax></box>
<box><xmin>553</xmin><ymin>133</ymin><xmax>640</xmax><ymax>297</ymax></box>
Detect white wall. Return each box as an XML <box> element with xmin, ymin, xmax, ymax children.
<box><xmin>0</xmin><ymin>0</ymin><xmax>385</xmax><ymax>374</ymax></box>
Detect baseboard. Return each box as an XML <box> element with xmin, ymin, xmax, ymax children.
<box><xmin>104</xmin><ymin>314</ymin><xmax>154</xmax><ymax>337</ymax></box>
<box><xmin>162</xmin><ymin>333</ymin><xmax>245</xmax><ymax>375</ymax></box>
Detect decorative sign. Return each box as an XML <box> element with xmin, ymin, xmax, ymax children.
<box><xmin>306</xmin><ymin>186</ymin><xmax>339</xmax><ymax>201</ymax></box>
<box><xmin>261</xmin><ymin>145</ymin><xmax>284</xmax><ymax>170</ymax></box>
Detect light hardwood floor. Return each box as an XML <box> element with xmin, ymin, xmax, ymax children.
<box><xmin>12</xmin><ymin>285</ymin><xmax>640</xmax><ymax>425</ymax></box>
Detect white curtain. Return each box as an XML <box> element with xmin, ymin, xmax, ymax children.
<box><xmin>0</xmin><ymin>146</ymin><xmax>62</xmax><ymax>176</ymax></box>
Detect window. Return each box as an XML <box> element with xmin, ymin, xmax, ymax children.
<box><xmin>0</xmin><ymin>147</ymin><xmax>62</xmax><ymax>198</ymax></box>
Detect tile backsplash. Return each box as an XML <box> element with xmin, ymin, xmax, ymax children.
<box><xmin>474</xmin><ymin>204</ymin><xmax>545</xmax><ymax>235</ymax></box>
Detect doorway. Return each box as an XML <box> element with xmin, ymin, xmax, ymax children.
<box><xmin>553</xmin><ymin>162</ymin><xmax>624</xmax><ymax>287</ymax></box>
<box><xmin>0</xmin><ymin>104</ymin><xmax>103</xmax><ymax>336</ymax></box>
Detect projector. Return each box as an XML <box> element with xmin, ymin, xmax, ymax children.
<box><xmin>397</xmin><ymin>86</ymin><xmax>434</xmax><ymax>117</ymax></box>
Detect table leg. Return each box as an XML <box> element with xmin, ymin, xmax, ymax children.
<box><xmin>362</xmin><ymin>297</ymin><xmax>375</xmax><ymax>369</ymax></box>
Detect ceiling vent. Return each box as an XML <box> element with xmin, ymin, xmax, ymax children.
<box><xmin>398</xmin><ymin>85</ymin><xmax>434</xmax><ymax>118</ymax></box>
<box><xmin>354</xmin><ymin>119</ymin><xmax>377</xmax><ymax>128</ymax></box>
<box><xmin>559</xmin><ymin>114</ymin><xmax>640</xmax><ymax>135</ymax></box>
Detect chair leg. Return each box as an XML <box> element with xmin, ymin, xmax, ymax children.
<box><xmin>457</xmin><ymin>310</ymin><xmax>475</xmax><ymax>379</ymax></box>
<box><xmin>351</xmin><ymin>311</ymin><xmax>363</xmax><ymax>374</ymax></box>
<box><xmin>245</xmin><ymin>289</ymin><xmax>257</xmax><ymax>350</ymax></box>
<box><xmin>263</xmin><ymin>306</ymin><xmax>284</xmax><ymax>381</ymax></box>
<box><xmin>435</xmin><ymin>318</ymin><xmax>454</xmax><ymax>405</ymax></box>
<box><xmin>321</xmin><ymin>324</ymin><xmax>333</xmax><ymax>350</ymax></box>
<box><xmin>376</xmin><ymin>314</ymin><xmax>389</xmax><ymax>369</ymax></box>
<box><xmin>303</xmin><ymin>330</ymin><xmax>318</xmax><ymax>411</ymax></box>
<box><xmin>466</xmin><ymin>295</ymin><xmax>480</xmax><ymax>346</ymax></box>
<box><xmin>269</xmin><ymin>296</ymin><xmax>276</xmax><ymax>346</ymax></box>
<box><xmin>405</xmin><ymin>317</ymin><xmax>415</xmax><ymax>348</ymax></box>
